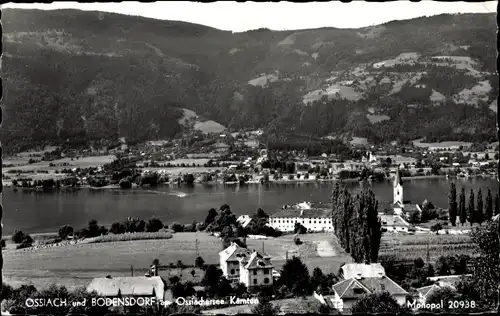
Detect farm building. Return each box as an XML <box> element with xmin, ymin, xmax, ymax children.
<box><xmin>87</xmin><ymin>276</ymin><xmax>165</xmax><ymax>301</ymax></box>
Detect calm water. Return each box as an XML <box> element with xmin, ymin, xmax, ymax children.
<box><xmin>2</xmin><ymin>178</ymin><xmax>498</xmax><ymax>234</ymax></box>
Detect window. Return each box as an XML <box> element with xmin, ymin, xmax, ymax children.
<box><xmin>253</xmin><ymin>279</ymin><xmax>257</xmax><ymax>285</ymax></box>
<box><xmin>264</xmin><ymin>269</ymin><xmax>270</xmax><ymax>274</ymax></box>
<box><xmin>264</xmin><ymin>278</ymin><xmax>270</xmax><ymax>284</ymax></box>
<box><xmin>253</xmin><ymin>270</ymin><xmax>257</xmax><ymax>275</ymax></box>
<box><xmin>230</xmin><ymin>269</ymin><xmax>235</xmax><ymax>275</ymax></box>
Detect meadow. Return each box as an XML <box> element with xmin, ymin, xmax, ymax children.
<box><xmin>2</xmin><ymin>232</ymin><xmax>349</xmax><ymax>290</ymax></box>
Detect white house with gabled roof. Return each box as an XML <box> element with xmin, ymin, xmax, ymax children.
<box><xmin>219</xmin><ymin>242</ymin><xmax>274</xmax><ymax>287</ymax></box>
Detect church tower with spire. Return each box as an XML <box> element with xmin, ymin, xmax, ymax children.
<box><xmin>393</xmin><ymin>167</ymin><xmax>404</xmax><ymax>214</ymax></box>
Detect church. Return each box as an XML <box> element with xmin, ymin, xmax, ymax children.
<box><xmin>392</xmin><ymin>168</ymin><xmax>421</xmax><ymax>216</ymax></box>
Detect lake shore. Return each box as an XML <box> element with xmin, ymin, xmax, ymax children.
<box><xmin>3</xmin><ymin>173</ymin><xmax>452</xmax><ymax>190</ymax></box>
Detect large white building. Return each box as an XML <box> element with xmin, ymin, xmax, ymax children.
<box><xmin>219</xmin><ymin>243</ymin><xmax>274</xmax><ymax>288</ymax></box>
<box><xmin>268</xmin><ymin>203</ymin><xmax>333</xmax><ymax>233</ymax></box>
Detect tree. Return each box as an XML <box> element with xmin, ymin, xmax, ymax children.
<box><xmin>331</xmin><ymin>184</ymin><xmax>382</xmax><ymax>263</ymax></box>
<box><xmin>183</xmin><ymin>173</ymin><xmax>195</xmax><ymax>185</ymax></box>
<box><xmin>351</xmin><ymin>292</ymin><xmax>410</xmax><ymax>315</ymax></box>
<box><xmin>476</xmin><ymin>188</ymin><xmax>484</xmax><ymax>225</ymax></box>
<box><xmin>435</xmin><ymin>256</ymin><xmax>451</xmax><ymax>275</ymax></box>
<box><xmin>495</xmin><ymin>193</ymin><xmax>499</xmax><ymax>215</ymax></box>
<box><xmin>11</xmin><ymin>230</ymin><xmax>26</xmax><ymax>243</ymax></box>
<box><xmin>170</xmin><ymin>222</ymin><xmax>184</xmax><ymax>233</ymax></box>
<box><xmin>109</xmin><ymin>222</ymin><xmax>126</xmax><ymax>234</ymax></box>
<box><xmin>146</xmin><ymin>217</ymin><xmax>164</xmax><ymax>232</ymax></box>
<box><xmin>58</xmin><ymin>225</ymin><xmax>74</xmax><ymax>239</ymax></box>
<box><xmin>467</xmin><ymin>189</ymin><xmax>475</xmax><ymax>226</ymax></box>
<box><xmin>459</xmin><ymin>187</ymin><xmax>467</xmax><ymax>226</ymax></box>
<box><xmin>425</xmin><ymin>287</ymin><xmax>464</xmax><ymax>313</ymax></box>
<box><xmin>431</xmin><ymin>223</ymin><xmax>443</xmax><ymax>235</ymax></box>
<box><xmin>448</xmin><ymin>183</ymin><xmax>458</xmax><ymax>226</ymax></box>
<box><xmin>201</xmin><ymin>265</ymin><xmax>224</xmax><ymax>297</ymax></box>
<box><xmin>466</xmin><ymin>221</ymin><xmax>500</xmax><ymax>308</ymax></box>
<box><xmin>86</xmin><ymin>219</ymin><xmax>102</xmax><ymax>238</ymax></box>
<box><xmin>251</xmin><ymin>296</ymin><xmax>280</xmax><ymax>315</ymax></box>
<box><xmin>195</xmin><ymin>256</ymin><xmax>205</xmax><ymax>269</ymax></box>
<box><xmin>205</xmin><ymin>208</ymin><xmax>218</xmax><ymax>225</ymax></box>
<box><xmin>294</xmin><ymin>222</ymin><xmax>307</xmax><ymax>234</ymax></box>
<box><xmin>485</xmin><ymin>188</ymin><xmax>493</xmax><ymax>221</ymax></box>
<box><xmin>279</xmin><ymin>257</ymin><xmax>310</xmax><ymax>295</ymax></box>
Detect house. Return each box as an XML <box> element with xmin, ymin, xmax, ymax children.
<box><xmin>219</xmin><ymin>243</ymin><xmax>274</xmax><ymax>288</ymax></box>
<box><xmin>327</xmin><ymin>263</ymin><xmax>408</xmax><ymax>312</ymax></box>
<box><xmin>236</xmin><ymin>215</ymin><xmax>253</xmax><ymax>228</ymax></box>
<box><xmin>268</xmin><ymin>204</ymin><xmax>333</xmax><ymax>233</ymax></box>
<box><xmin>380</xmin><ymin>214</ymin><xmax>412</xmax><ymax>233</ymax></box>
<box><xmin>416</xmin><ymin>283</ymin><xmax>456</xmax><ymax>305</ymax></box>
<box><xmin>238</xmin><ymin>251</ymin><xmax>274</xmax><ymax>288</ymax></box>
<box><xmin>86</xmin><ymin>276</ymin><xmax>165</xmax><ymax>301</ymax></box>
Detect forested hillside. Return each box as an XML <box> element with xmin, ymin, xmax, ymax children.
<box><xmin>1</xmin><ymin>9</ymin><xmax>497</xmax><ymax>152</ymax></box>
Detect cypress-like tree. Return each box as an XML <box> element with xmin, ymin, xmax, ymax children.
<box><xmin>495</xmin><ymin>193</ymin><xmax>499</xmax><ymax>216</ymax></box>
<box><xmin>476</xmin><ymin>189</ymin><xmax>484</xmax><ymax>225</ymax></box>
<box><xmin>467</xmin><ymin>189</ymin><xmax>475</xmax><ymax>226</ymax></box>
<box><xmin>331</xmin><ymin>185</ymin><xmax>381</xmax><ymax>263</ymax></box>
<box><xmin>459</xmin><ymin>188</ymin><xmax>466</xmax><ymax>226</ymax></box>
<box><xmin>485</xmin><ymin>188</ymin><xmax>493</xmax><ymax>221</ymax></box>
<box><xmin>448</xmin><ymin>183</ymin><xmax>458</xmax><ymax>226</ymax></box>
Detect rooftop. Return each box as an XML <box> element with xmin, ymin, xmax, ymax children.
<box><xmin>333</xmin><ymin>276</ymin><xmax>408</xmax><ymax>299</ymax></box>
<box><xmin>379</xmin><ymin>215</ymin><xmax>410</xmax><ymax>227</ymax></box>
<box><xmin>341</xmin><ymin>263</ymin><xmax>386</xmax><ymax>279</ymax></box>
<box><xmin>87</xmin><ymin>276</ymin><xmax>164</xmax><ymax>299</ymax></box>
<box><xmin>270</xmin><ymin>207</ymin><xmax>331</xmax><ymax>219</ymax></box>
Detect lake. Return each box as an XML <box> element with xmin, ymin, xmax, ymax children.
<box><xmin>1</xmin><ymin>177</ymin><xmax>498</xmax><ymax>234</ymax></box>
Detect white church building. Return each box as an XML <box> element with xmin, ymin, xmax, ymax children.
<box><xmin>392</xmin><ymin>168</ymin><xmax>421</xmax><ymax>216</ymax></box>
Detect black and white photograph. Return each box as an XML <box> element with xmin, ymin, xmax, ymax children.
<box><xmin>0</xmin><ymin>1</ymin><xmax>499</xmax><ymax>315</ymax></box>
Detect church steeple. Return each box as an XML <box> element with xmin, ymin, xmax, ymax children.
<box><xmin>394</xmin><ymin>166</ymin><xmax>403</xmax><ymax>187</ymax></box>
<box><xmin>393</xmin><ymin>167</ymin><xmax>404</xmax><ymax>211</ymax></box>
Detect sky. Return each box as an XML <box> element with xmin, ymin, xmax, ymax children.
<box><xmin>2</xmin><ymin>1</ymin><xmax>497</xmax><ymax>32</ymax></box>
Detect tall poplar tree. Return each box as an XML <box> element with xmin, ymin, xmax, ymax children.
<box><xmin>459</xmin><ymin>188</ymin><xmax>466</xmax><ymax>226</ymax></box>
<box><xmin>476</xmin><ymin>189</ymin><xmax>484</xmax><ymax>225</ymax></box>
<box><xmin>331</xmin><ymin>185</ymin><xmax>381</xmax><ymax>263</ymax></box>
<box><xmin>448</xmin><ymin>183</ymin><xmax>458</xmax><ymax>226</ymax></box>
<box><xmin>485</xmin><ymin>188</ymin><xmax>493</xmax><ymax>221</ymax></box>
<box><xmin>467</xmin><ymin>189</ymin><xmax>475</xmax><ymax>226</ymax></box>
<box><xmin>495</xmin><ymin>193</ymin><xmax>499</xmax><ymax>216</ymax></box>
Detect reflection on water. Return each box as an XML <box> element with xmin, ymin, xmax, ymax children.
<box><xmin>2</xmin><ymin>178</ymin><xmax>497</xmax><ymax>234</ymax></box>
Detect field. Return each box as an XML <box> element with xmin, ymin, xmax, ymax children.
<box><xmin>2</xmin><ymin>232</ymin><xmax>350</xmax><ymax>290</ymax></box>
<box><xmin>379</xmin><ymin>233</ymin><xmax>475</xmax><ymax>262</ymax></box>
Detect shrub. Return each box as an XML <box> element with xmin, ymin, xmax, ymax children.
<box><xmin>11</xmin><ymin>230</ymin><xmax>26</xmax><ymax>243</ymax></box>
<box><xmin>58</xmin><ymin>225</ymin><xmax>74</xmax><ymax>240</ymax></box>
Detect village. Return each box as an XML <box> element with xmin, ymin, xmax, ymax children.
<box><xmin>2</xmin><ymin>166</ymin><xmax>498</xmax><ymax>315</ymax></box>
<box><xmin>2</xmin><ymin>130</ymin><xmax>498</xmax><ymax>191</ymax></box>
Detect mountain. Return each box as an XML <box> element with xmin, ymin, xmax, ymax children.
<box><xmin>1</xmin><ymin>9</ymin><xmax>498</xmax><ymax>153</ymax></box>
